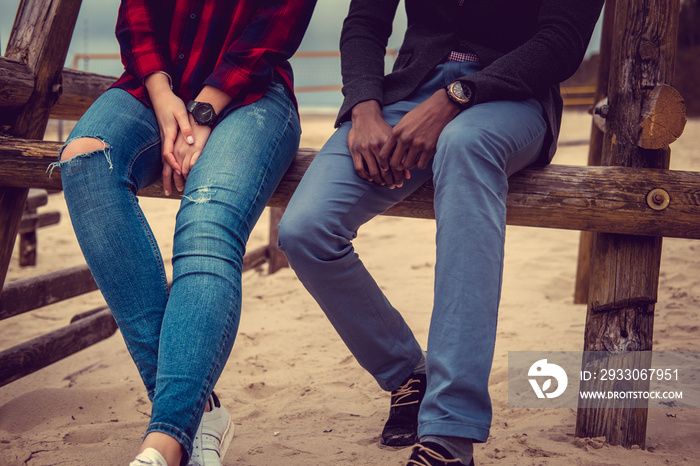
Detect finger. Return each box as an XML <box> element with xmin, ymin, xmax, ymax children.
<box><xmin>377</xmin><ymin>137</ymin><xmax>394</xmax><ymax>172</ymax></box>
<box><xmin>176</xmin><ymin>110</ymin><xmax>195</xmax><ymax>145</ymax></box>
<box><xmin>350</xmin><ymin>151</ymin><xmax>371</xmax><ymax>181</ymax></box>
<box><xmin>161</xmin><ymin>131</ymin><xmax>183</xmax><ymax>174</ymax></box>
<box><xmin>402</xmin><ymin>145</ymin><xmax>422</xmax><ymax>171</ymax></box>
<box><xmin>173</xmin><ymin>170</ymin><xmax>186</xmax><ymax>193</ymax></box>
<box><xmin>190</xmin><ymin>150</ymin><xmax>202</xmax><ymax>169</ymax></box>
<box><xmin>162</xmin><ymin>163</ymin><xmax>173</xmax><ymax>196</ymax></box>
<box><xmin>389</xmin><ymin>139</ymin><xmax>408</xmax><ymax>172</ymax></box>
<box><xmin>162</xmin><ymin>150</ymin><xmax>182</xmax><ymax>172</ymax></box>
<box><xmin>363</xmin><ymin>152</ymin><xmax>384</xmax><ymax>185</ymax></box>
<box><xmin>379</xmin><ymin>166</ymin><xmax>397</xmax><ymax>187</ymax></box>
<box><xmin>417</xmin><ymin>147</ymin><xmax>437</xmax><ymax>170</ymax></box>
<box><xmin>391</xmin><ymin>167</ymin><xmax>405</xmax><ymax>188</ymax></box>
<box><xmin>182</xmin><ymin>150</ymin><xmax>199</xmax><ymax>177</ymax></box>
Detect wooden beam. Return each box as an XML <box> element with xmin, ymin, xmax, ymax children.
<box><xmin>0</xmin><ymin>264</ymin><xmax>97</xmax><ymax>321</ymax></box>
<box><xmin>3</xmin><ymin>137</ymin><xmax>699</xmax><ymax>239</ymax></box>
<box><xmin>18</xmin><ymin>210</ymin><xmax>61</xmax><ymax>234</ymax></box>
<box><xmin>574</xmin><ymin>0</ymin><xmax>617</xmax><ymax>304</ymax></box>
<box><xmin>576</xmin><ymin>0</ymin><xmax>682</xmax><ymax>449</ymax></box>
<box><xmin>0</xmin><ymin>57</ymin><xmax>115</xmax><ymax>122</ymax></box>
<box><xmin>0</xmin><ymin>306</ymin><xmax>117</xmax><ymax>388</ymax></box>
<box><xmin>25</xmin><ymin>188</ymin><xmax>48</xmax><ymax>210</ymax></box>
<box><xmin>242</xmin><ymin>245</ymin><xmax>270</xmax><ymax>272</ymax></box>
<box><xmin>267</xmin><ymin>207</ymin><xmax>289</xmax><ymax>274</ymax></box>
<box><xmin>0</xmin><ymin>0</ymin><xmax>83</xmax><ymax>297</ymax></box>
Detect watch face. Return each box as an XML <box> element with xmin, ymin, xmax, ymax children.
<box><xmin>193</xmin><ymin>103</ymin><xmax>215</xmax><ymax>124</ymax></box>
<box><xmin>449</xmin><ymin>81</ymin><xmax>471</xmax><ymax>104</ymax></box>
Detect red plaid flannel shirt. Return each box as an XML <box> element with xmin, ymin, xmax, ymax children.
<box><xmin>111</xmin><ymin>0</ymin><xmax>316</xmax><ymax>114</ymax></box>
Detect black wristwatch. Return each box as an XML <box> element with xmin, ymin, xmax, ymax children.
<box><xmin>445</xmin><ymin>81</ymin><xmax>474</xmax><ymax>109</ymax></box>
<box><xmin>186</xmin><ymin>100</ymin><xmax>217</xmax><ymax>126</ymax></box>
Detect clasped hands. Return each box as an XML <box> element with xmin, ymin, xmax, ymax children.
<box><xmin>348</xmin><ymin>90</ymin><xmax>461</xmax><ymax>188</ymax></box>
<box><xmin>151</xmin><ymin>89</ymin><xmax>210</xmax><ymax>196</ymax></box>
<box><xmin>144</xmin><ymin>73</ymin><xmax>218</xmax><ymax>196</ymax></box>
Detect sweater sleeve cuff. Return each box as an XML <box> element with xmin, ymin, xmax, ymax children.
<box><xmin>336</xmin><ymin>76</ymin><xmax>385</xmax><ymax>126</ymax></box>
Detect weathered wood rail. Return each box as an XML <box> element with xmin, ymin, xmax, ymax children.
<box><xmin>0</xmin><ymin>0</ymin><xmax>694</xmax><ymax>451</ymax></box>
<box><xmin>2</xmin><ymin>137</ymin><xmax>700</xmax><ymax>239</ymax></box>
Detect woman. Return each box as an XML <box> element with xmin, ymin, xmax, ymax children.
<box><xmin>53</xmin><ymin>1</ymin><xmax>316</xmax><ymax>464</ymax></box>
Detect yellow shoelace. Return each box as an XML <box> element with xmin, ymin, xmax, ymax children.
<box><xmin>407</xmin><ymin>444</ymin><xmax>464</xmax><ymax>465</ymax></box>
<box><xmin>391</xmin><ymin>377</ymin><xmax>421</xmax><ymax>408</ymax></box>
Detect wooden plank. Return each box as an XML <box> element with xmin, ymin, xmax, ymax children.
<box><xmin>242</xmin><ymin>245</ymin><xmax>269</xmax><ymax>272</ymax></box>
<box><xmin>7</xmin><ymin>0</ymin><xmax>83</xmax><ymax>137</ymax></box>
<box><xmin>0</xmin><ymin>187</ymin><xmax>29</xmax><ymax>294</ymax></box>
<box><xmin>25</xmin><ymin>188</ymin><xmax>48</xmax><ymax>210</ymax></box>
<box><xmin>575</xmin><ymin>0</ymin><xmax>617</xmax><ymax>304</ymax></box>
<box><xmin>0</xmin><ymin>264</ymin><xmax>97</xmax><ymax>321</ymax></box>
<box><xmin>18</xmin><ymin>210</ymin><xmax>61</xmax><ymax>233</ymax></box>
<box><xmin>2</xmin><ymin>138</ymin><xmax>700</xmax><ymax>239</ymax></box>
<box><xmin>18</xmin><ymin>225</ymin><xmax>36</xmax><ymax>266</ymax></box>
<box><xmin>267</xmin><ymin>207</ymin><xmax>288</xmax><ymax>274</ymax></box>
<box><xmin>0</xmin><ymin>306</ymin><xmax>117</xmax><ymax>388</ymax></box>
<box><xmin>0</xmin><ymin>0</ymin><xmax>83</xmax><ymax>298</ymax></box>
<box><xmin>575</xmin><ymin>0</ymin><xmax>682</xmax><ymax>449</ymax></box>
<box><xmin>0</xmin><ymin>58</ymin><xmax>115</xmax><ymax>123</ymax></box>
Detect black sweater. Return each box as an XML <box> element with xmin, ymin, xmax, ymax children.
<box><xmin>337</xmin><ymin>0</ymin><xmax>604</xmax><ymax>164</ymax></box>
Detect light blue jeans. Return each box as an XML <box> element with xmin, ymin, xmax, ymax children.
<box><xmin>278</xmin><ymin>61</ymin><xmax>547</xmax><ymax>442</ymax></box>
<box><xmin>56</xmin><ymin>83</ymin><xmax>300</xmax><ymax>457</ymax></box>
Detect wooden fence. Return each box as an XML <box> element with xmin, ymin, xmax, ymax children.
<box><xmin>0</xmin><ymin>0</ymin><xmax>695</xmax><ymax>450</ymax></box>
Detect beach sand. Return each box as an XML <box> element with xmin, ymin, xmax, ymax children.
<box><xmin>1</xmin><ymin>112</ymin><xmax>698</xmax><ymax>465</ymax></box>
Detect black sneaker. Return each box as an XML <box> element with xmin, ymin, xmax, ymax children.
<box><xmin>380</xmin><ymin>372</ymin><xmax>427</xmax><ymax>446</ymax></box>
<box><xmin>406</xmin><ymin>441</ymin><xmax>474</xmax><ymax>466</ymax></box>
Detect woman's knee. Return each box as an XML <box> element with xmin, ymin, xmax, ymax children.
<box><xmin>60</xmin><ymin>137</ymin><xmax>109</xmax><ymax>162</ymax></box>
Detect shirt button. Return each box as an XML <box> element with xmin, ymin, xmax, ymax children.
<box><xmin>178</xmin><ymin>53</ymin><xmax>185</xmax><ymax>60</ymax></box>
<box><xmin>190</xmin><ymin>13</ymin><xmax>196</xmax><ymax>19</ymax></box>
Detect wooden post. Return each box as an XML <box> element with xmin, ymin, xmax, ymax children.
<box><xmin>267</xmin><ymin>207</ymin><xmax>289</xmax><ymax>274</ymax></box>
<box><xmin>0</xmin><ymin>0</ymin><xmax>82</xmax><ymax>294</ymax></box>
<box><xmin>575</xmin><ymin>0</ymin><xmax>682</xmax><ymax>448</ymax></box>
<box><xmin>573</xmin><ymin>0</ymin><xmax>616</xmax><ymax>304</ymax></box>
<box><xmin>18</xmin><ymin>212</ymin><xmax>38</xmax><ymax>266</ymax></box>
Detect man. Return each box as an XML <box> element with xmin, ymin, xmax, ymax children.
<box><xmin>278</xmin><ymin>1</ymin><xmax>603</xmax><ymax>464</ymax></box>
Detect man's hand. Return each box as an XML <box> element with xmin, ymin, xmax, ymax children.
<box><xmin>144</xmin><ymin>72</ymin><xmax>195</xmax><ymax>196</ymax></box>
<box><xmin>347</xmin><ymin>101</ymin><xmax>403</xmax><ymax>187</ymax></box>
<box><xmin>379</xmin><ymin>89</ymin><xmax>462</xmax><ymax>178</ymax></box>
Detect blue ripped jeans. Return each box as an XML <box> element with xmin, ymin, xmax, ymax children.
<box><xmin>278</xmin><ymin>61</ymin><xmax>547</xmax><ymax>442</ymax></box>
<box><xmin>56</xmin><ymin>84</ymin><xmax>300</xmax><ymax>456</ymax></box>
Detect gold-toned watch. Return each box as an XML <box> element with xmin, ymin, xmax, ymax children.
<box><xmin>445</xmin><ymin>81</ymin><xmax>473</xmax><ymax>109</ymax></box>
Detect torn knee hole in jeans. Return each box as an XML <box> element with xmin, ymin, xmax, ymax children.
<box><xmin>183</xmin><ymin>186</ymin><xmax>215</xmax><ymax>204</ymax></box>
<box><xmin>47</xmin><ymin>137</ymin><xmax>113</xmax><ymax>177</ymax></box>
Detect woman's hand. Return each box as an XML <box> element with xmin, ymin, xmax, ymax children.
<box><xmin>143</xmin><ymin>72</ymin><xmax>195</xmax><ymax>196</ymax></box>
<box><xmin>173</xmin><ymin>115</ymin><xmax>212</xmax><ymax>179</ymax></box>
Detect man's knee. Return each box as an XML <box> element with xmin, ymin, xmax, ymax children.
<box><xmin>278</xmin><ymin>208</ymin><xmax>339</xmax><ymax>262</ymax></box>
<box><xmin>61</xmin><ymin>137</ymin><xmax>109</xmax><ymax>162</ymax></box>
<box><xmin>277</xmin><ymin>212</ymin><xmax>309</xmax><ymax>256</ymax></box>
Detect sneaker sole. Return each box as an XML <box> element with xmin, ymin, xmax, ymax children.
<box><xmin>219</xmin><ymin>416</ymin><xmax>235</xmax><ymax>461</ymax></box>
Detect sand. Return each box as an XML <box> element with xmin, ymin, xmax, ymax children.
<box><xmin>0</xmin><ymin>112</ymin><xmax>698</xmax><ymax>465</ymax></box>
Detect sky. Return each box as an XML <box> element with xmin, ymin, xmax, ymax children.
<box><xmin>1</xmin><ymin>0</ymin><xmax>601</xmax><ymax>110</ymax></box>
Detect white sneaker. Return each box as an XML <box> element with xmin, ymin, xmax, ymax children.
<box><xmin>188</xmin><ymin>393</ymin><xmax>234</xmax><ymax>466</ymax></box>
<box><xmin>130</xmin><ymin>447</ymin><xmax>168</xmax><ymax>466</ymax></box>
